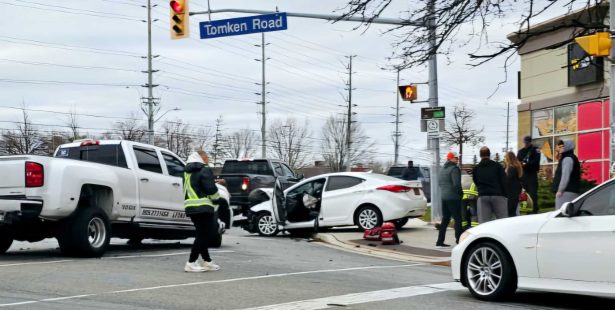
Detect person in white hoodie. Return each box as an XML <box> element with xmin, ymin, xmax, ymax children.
<box><xmin>183</xmin><ymin>150</ymin><xmax>221</xmax><ymax>273</ymax></box>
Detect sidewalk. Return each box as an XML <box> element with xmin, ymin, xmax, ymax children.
<box><xmin>315</xmin><ymin>219</ymin><xmax>456</xmax><ymax>265</ymax></box>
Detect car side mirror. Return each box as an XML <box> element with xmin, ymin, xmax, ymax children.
<box><xmin>560</xmin><ymin>202</ymin><xmax>575</xmax><ymax>217</ymax></box>
<box><xmin>297</xmin><ymin>173</ymin><xmax>305</xmax><ymax>180</ymax></box>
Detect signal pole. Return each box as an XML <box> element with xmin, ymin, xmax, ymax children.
<box><xmin>427</xmin><ymin>0</ymin><xmax>442</xmax><ymax>222</ymax></box>
<box><xmin>393</xmin><ymin>67</ymin><xmax>401</xmax><ymax>165</ymax></box>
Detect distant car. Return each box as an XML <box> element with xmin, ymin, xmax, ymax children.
<box><xmin>452</xmin><ymin>179</ymin><xmax>615</xmax><ymax>301</ymax></box>
<box><xmin>386</xmin><ymin>165</ymin><xmax>431</xmax><ymax>202</ymax></box>
<box><xmin>243</xmin><ymin>172</ymin><xmax>427</xmax><ymax>236</ymax></box>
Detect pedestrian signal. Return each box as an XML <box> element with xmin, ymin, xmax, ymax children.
<box><xmin>398</xmin><ymin>84</ymin><xmax>417</xmax><ymax>102</ymax></box>
<box><xmin>170</xmin><ymin>0</ymin><xmax>189</xmax><ymax>40</ymax></box>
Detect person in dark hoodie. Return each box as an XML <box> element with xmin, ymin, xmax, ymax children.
<box><xmin>472</xmin><ymin>147</ymin><xmax>508</xmax><ymax>223</ymax></box>
<box><xmin>553</xmin><ymin>140</ymin><xmax>581</xmax><ymax>209</ymax></box>
<box><xmin>436</xmin><ymin>151</ymin><xmax>463</xmax><ymax>247</ymax></box>
<box><xmin>183</xmin><ymin>150</ymin><xmax>221</xmax><ymax>273</ymax></box>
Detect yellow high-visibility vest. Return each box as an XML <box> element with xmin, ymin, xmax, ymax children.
<box><xmin>183</xmin><ymin>172</ymin><xmax>219</xmax><ymax>211</ymax></box>
<box><xmin>463</xmin><ymin>183</ymin><xmax>478</xmax><ymax>200</ymax></box>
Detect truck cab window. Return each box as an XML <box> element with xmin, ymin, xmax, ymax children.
<box><xmin>162</xmin><ymin>152</ymin><xmax>185</xmax><ymax>178</ymax></box>
<box><xmin>133</xmin><ymin>147</ymin><xmax>163</xmax><ymax>174</ymax></box>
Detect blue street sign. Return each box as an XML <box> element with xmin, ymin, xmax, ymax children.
<box><xmin>200</xmin><ymin>13</ymin><xmax>288</xmax><ymax>39</ymax></box>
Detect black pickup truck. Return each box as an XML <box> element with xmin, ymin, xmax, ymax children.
<box><xmin>217</xmin><ymin>159</ymin><xmax>303</xmax><ymax>216</ymax></box>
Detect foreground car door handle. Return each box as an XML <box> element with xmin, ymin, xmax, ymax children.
<box><xmin>172</xmin><ymin>182</ymin><xmax>180</xmax><ymax>187</ymax></box>
<box><xmin>140</xmin><ymin>178</ymin><xmax>149</xmax><ymax>182</ymax></box>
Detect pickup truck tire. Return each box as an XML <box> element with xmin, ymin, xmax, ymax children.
<box><xmin>210</xmin><ymin>232</ymin><xmax>222</xmax><ymax>248</ymax></box>
<box><xmin>58</xmin><ymin>207</ymin><xmax>111</xmax><ymax>257</ymax></box>
<box><xmin>0</xmin><ymin>233</ymin><xmax>13</xmax><ymax>254</ymax></box>
<box><xmin>255</xmin><ymin>212</ymin><xmax>279</xmax><ymax>237</ymax></box>
<box><xmin>394</xmin><ymin>218</ymin><xmax>409</xmax><ymax>230</ymax></box>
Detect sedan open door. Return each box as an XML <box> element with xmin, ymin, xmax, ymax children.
<box><xmin>271</xmin><ymin>178</ymin><xmax>287</xmax><ymax>224</ymax></box>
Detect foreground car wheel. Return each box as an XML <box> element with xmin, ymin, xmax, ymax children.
<box><xmin>355</xmin><ymin>205</ymin><xmax>383</xmax><ymax>230</ymax></box>
<box><xmin>0</xmin><ymin>232</ymin><xmax>13</xmax><ymax>254</ymax></box>
<box><xmin>256</xmin><ymin>213</ymin><xmax>279</xmax><ymax>237</ymax></box>
<box><xmin>464</xmin><ymin>242</ymin><xmax>516</xmax><ymax>301</ymax></box>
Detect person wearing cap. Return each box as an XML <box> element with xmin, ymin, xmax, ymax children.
<box><xmin>473</xmin><ymin>147</ymin><xmax>508</xmax><ymax>223</ymax></box>
<box><xmin>436</xmin><ymin>151</ymin><xmax>463</xmax><ymax>247</ymax></box>
<box><xmin>517</xmin><ymin>136</ymin><xmax>540</xmax><ymax>213</ymax></box>
<box><xmin>553</xmin><ymin>140</ymin><xmax>581</xmax><ymax>209</ymax></box>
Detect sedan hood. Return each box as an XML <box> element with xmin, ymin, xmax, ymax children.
<box><xmin>466</xmin><ymin>211</ymin><xmax>557</xmax><ymax>236</ymax></box>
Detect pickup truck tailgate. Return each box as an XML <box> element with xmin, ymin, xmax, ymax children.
<box><xmin>0</xmin><ymin>157</ymin><xmax>26</xmax><ymax>196</ymax></box>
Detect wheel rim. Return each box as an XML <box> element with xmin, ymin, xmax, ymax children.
<box><xmin>87</xmin><ymin>217</ymin><xmax>106</xmax><ymax>248</ymax></box>
<box><xmin>359</xmin><ymin>209</ymin><xmax>378</xmax><ymax>229</ymax></box>
<box><xmin>258</xmin><ymin>215</ymin><xmax>277</xmax><ymax>235</ymax></box>
<box><xmin>466</xmin><ymin>246</ymin><xmax>503</xmax><ymax>296</ymax></box>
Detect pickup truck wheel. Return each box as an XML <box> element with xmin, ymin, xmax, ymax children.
<box><xmin>58</xmin><ymin>207</ymin><xmax>111</xmax><ymax>257</ymax></box>
<box><xmin>210</xmin><ymin>232</ymin><xmax>222</xmax><ymax>248</ymax></box>
<box><xmin>394</xmin><ymin>218</ymin><xmax>409</xmax><ymax>230</ymax></box>
<box><xmin>256</xmin><ymin>213</ymin><xmax>279</xmax><ymax>237</ymax></box>
<box><xmin>0</xmin><ymin>234</ymin><xmax>13</xmax><ymax>254</ymax></box>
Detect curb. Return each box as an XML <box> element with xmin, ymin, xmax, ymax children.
<box><xmin>314</xmin><ymin>233</ymin><xmax>451</xmax><ymax>265</ymax></box>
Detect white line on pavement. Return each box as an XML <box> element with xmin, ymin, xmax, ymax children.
<box><xmin>0</xmin><ymin>263</ymin><xmax>425</xmax><ymax>307</ymax></box>
<box><xmin>240</xmin><ymin>282</ymin><xmax>464</xmax><ymax>310</ymax></box>
<box><xmin>0</xmin><ymin>250</ymin><xmax>233</xmax><ymax>268</ymax></box>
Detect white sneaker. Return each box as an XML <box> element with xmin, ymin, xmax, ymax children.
<box><xmin>200</xmin><ymin>260</ymin><xmax>220</xmax><ymax>271</ymax></box>
<box><xmin>184</xmin><ymin>262</ymin><xmax>206</xmax><ymax>273</ymax></box>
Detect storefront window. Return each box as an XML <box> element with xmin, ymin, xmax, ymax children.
<box><xmin>554</xmin><ymin>105</ymin><xmax>577</xmax><ymax>134</ymax></box>
<box><xmin>532</xmin><ymin>109</ymin><xmax>554</xmax><ymax>137</ymax></box>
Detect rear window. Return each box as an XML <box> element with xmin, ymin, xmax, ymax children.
<box><xmin>56</xmin><ymin>144</ymin><xmax>128</xmax><ymax>168</ymax></box>
<box><xmin>387</xmin><ymin>167</ymin><xmax>405</xmax><ymax>176</ymax></box>
<box><xmin>325</xmin><ymin>176</ymin><xmax>364</xmax><ymax>191</ymax></box>
<box><xmin>222</xmin><ymin>161</ymin><xmax>273</xmax><ymax>175</ymax></box>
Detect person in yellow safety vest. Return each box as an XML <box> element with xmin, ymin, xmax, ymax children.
<box><xmin>462</xmin><ymin>182</ymin><xmax>479</xmax><ymax>229</ymax></box>
<box><xmin>183</xmin><ymin>150</ymin><xmax>221</xmax><ymax>273</ymax></box>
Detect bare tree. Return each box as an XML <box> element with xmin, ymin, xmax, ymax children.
<box><xmin>160</xmin><ymin>120</ymin><xmax>193</xmax><ymax>159</ymax></box>
<box><xmin>105</xmin><ymin>113</ymin><xmax>146</xmax><ymax>142</ymax></box>
<box><xmin>210</xmin><ymin>116</ymin><xmax>226</xmax><ymax>167</ymax></box>
<box><xmin>441</xmin><ymin>104</ymin><xmax>485</xmax><ymax>165</ymax></box>
<box><xmin>339</xmin><ymin>0</ymin><xmax>607</xmax><ymax>70</ymax></box>
<box><xmin>226</xmin><ymin>128</ymin><xmax>257</xmax><ymax>159</ymax></box>
<box><xmin>321</xmin><ymin>115</ymin><xmax>375</xmax><ymax>172</ymax></box>
<box><xmin>65</xmin><ymin>106</ymin><xmax>80</xmax><ymax>142</ymax></box>
<box><xmin>267</xmin><ymin>118</ymin><xmax>312</xmax><ymax>170</ymax></box>
<box><xmin>0</xmin><ymin>106</ymin><xmax>47</xmax><ymax>155</ymax></box>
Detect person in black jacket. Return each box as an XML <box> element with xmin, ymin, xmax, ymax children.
<box><xmin>401</xmin><ymin>161</ymin><xmax>419</xmax><ymax>181</ymax></box>
<box><xmin>517</xmin><ymin>136</ymin><xmax>540</xmax><ymax>213</ymax></box>
<box><xmin>503</xmin><ymin>151</ymin><xmax>523</xmax><ymax>217</ymax></box>
<box><xmin>436</xmin><ymin>152</ymin><xmax>463</xmax><ymax>247</ymax></box>
<box><xmin>472</xmin><ymin>147</ymin><xmax>508</xmax><ymax>223</ymax></box>
<box><xmin>183</xmin><ymin>150</ymin><xmax>221</xmax><ymax>273</ymax></box>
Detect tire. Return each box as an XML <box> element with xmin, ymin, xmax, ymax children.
<box><xmin>255</xmin><ymin>213</ymin><xmax>279</xmax><ymax>237</ymax></box>
<box><xmin>355</xmin><ymin>205</ymin><xmax>383</xmax><ymax>230</ymax></box>
<box><xmin>58</xmin><ymin>207</ymin><xmax>111</xmax><ymax>257</ymax></box>
<box><xmin>210</xmin><ymin>232</ymin><xmax>222</xmax><ymax>248</ymax></box>
<box><xmin>463</xmin><ymin>242</ymin><xmax>517</xmax><ymax>301</ymax></box>
<box><xmin>394</xmin><ymin>218</ymin><xmax>409</xmax><ymax>230</ymax></box>
<box><xmin>0</xmin><ymin>233</ymin><xmax>13</xmax><ymax>254</ymax></box>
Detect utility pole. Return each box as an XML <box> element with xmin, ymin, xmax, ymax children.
<box><xmin>506</xmin><ymin>101</ymin><xmax>510</xmax><ymax>152</ymax></box>
<box><xmin>212</xmin><ymin>116</ymin><xmax>224</xmax><ymax>167</ymax></box>
<box><xmin>427</xmin><ymin>0</ymin><xmax>442</xmax><ymax>222</ymax></box>
<box><xmin>256</xmin><ymin>33</ymin><xmax>269</xmax><ymax>158</ymax></box>
<box><xmin>143</xmin><ymin>0</ymin><xmax>159</xmax><ymax>145</ymax></box>
<box><xmin>393</xmin><ymin>67</ymin><xmax>401</xmax><ymax>165</ymax></box>
<box><xmin>345</xmin><ymin>55</ymin><xmax>357</xmax><ymax>172</ymax></box>
<box><xmin>610</xmin><ymin>1</ymin><xmax>615</xmax><ymax>178</ymax></box>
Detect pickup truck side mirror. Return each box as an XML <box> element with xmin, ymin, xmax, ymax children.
<box><xmin>560</xmin><ymin>202</ymin><xmax>575</xmax><ymax>217</ymax></box>
<box><xmin>297</xmin><ymin>173</ymin><xmax>304</xmax><ymax>181</ymax></box>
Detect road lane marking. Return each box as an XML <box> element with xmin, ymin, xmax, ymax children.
<box><xmin>240</xmin><ymin>282</ymin><xmax>464</xmax><ymax>310</ymax></box>
<box><xmin>0</xmin><ymin>250</ymin><xmax>233</xmax><ymax>268</ymax></box>
<box><xmin>0</xmin><ymin>263</ymin><xmax>425</xmax><ymax>307</ymax></box>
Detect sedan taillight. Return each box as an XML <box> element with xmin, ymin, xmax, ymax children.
<box><xmin>377</xmin><ymin>185</ymin><xmax>411</xmax><ymax>193</ymax></box>
<box><xmin>25</xmin><ymin>161</ymin><xmax>44</xmax><ymax>187</ymax></box>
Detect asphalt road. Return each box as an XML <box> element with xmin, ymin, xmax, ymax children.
<box><xmin>0</xmin><ymin>228</ymin><xmax>611</xmax><ymax>309</ymax></box>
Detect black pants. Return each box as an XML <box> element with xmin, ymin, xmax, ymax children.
<box><xmin>189</xmin><ymin>212</ymin><xmax>216</xmax><ymax>263</ymax></box>
<box><xmin>462</xmin><ymin>199</ymin><xmax>476</xmax><ymax>229</ymax></box>
<box><xmin>522</xmin><ymin>174</ymin><xmax>539</xmax><ymax>214</ymax></box>
<box><xmin>437</xmin><ymin>199</ymin><xmax>462</xmax><ymax>245</ymax></box>
<box><xmin>507</xmin><ymin>196</ymin><xmax>519</xmax><ymax>217</ymax></box>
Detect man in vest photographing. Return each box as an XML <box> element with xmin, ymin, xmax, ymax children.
<box><xmin>183</xmin><ymin>150</ymin><xmax>222</xmax><ymax>273</ymax></box>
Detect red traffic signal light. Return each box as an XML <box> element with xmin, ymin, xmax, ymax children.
<box><xmin>170</xmin><ymin>1</ymin><xmax>183</xmax><ymax>13</ymax></box>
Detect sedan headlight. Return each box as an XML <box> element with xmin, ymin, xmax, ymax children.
<box><xmin>459</xmin><ymin>231</ymin><xmax>472</xmax><ymax>243</ymax></box>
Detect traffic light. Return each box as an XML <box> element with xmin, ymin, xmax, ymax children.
<box><xmin>398</xmin><ymin>84</ymin><xmax>417</xmax><ymax>102</ymax></box>
<box><xmin>170</xmin><ymin>0</ymin><xmax>189</xmax><ymax>40</ymax></box>
<box><xmin>575</xmin><ymin>32</ymin><xmax>611</xmax><ymax>57</ymax></box>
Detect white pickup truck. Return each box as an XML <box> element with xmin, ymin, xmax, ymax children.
<box><xmin>0</xmin><ymin>140</ymin><xmax>231</xmax><ymax>257</ymax></box>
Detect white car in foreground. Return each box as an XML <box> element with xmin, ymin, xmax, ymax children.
<box><xmin>243</xmin><ymin>172</ymin><xmax>427</xmax><ymax>236</ymax></box>
<box><xmin>452</xmin><ymin>179</ymin><xmax>615</xmax><ymax>301</ymax></box>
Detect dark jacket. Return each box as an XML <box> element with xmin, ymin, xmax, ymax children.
<box><xmin>184</xmin><ymin>162</ymin><xmax>219</xmax><ymax>215</ymax></box>
<box><xmin>505</xmin><ymin>166</ymin><xmax>522</xmax><ymax>200</ymax></box>
<box><xmin>438</xmin><ymin>160</ymin><xmax>463</xmax><ymax>200</ymax></box>
<box><xmin>517</xmin><ymin>145</ymin><xmax>540</xmax><ymax>178</ymax></box>
<box><xmin>552</xmin><ymin>141</ymin><xmax>581</xmax><ymax>194</ymax></box>
<box><xmin>472</xmin><ymin>158</ymin><xmax>507</xmax><ymax>197</ymax></box>
<box><xmin>401</xmin><ymin>166</ymin><xmax>419</xmax><ymax>181</ymax></box>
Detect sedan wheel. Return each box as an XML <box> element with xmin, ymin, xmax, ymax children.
<box><xmin>464</xmin><ymin>242</ymin><xmax>516</xmax><ymax>301</ymax></box>
<box><xmin>256</xmin><ymin>213</ymin><xmax>279</xmax><ymax>237</ymax></box>
<box><xmin>355</xmin><ymin>206</ymin><xmax>383</xmax><ymax>230</ymax></box>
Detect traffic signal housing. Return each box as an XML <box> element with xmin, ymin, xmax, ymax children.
<box><xmin>170</xmin><ymin>0</ymin><xmax>189</xmax><ymax>40</ymax></box>
<box><xmin>575</xmin><ymin>32</ymin><xmax>611</xmax><ymax>57</ymax></box>
<box><xmin>398</xmin><ymin>84</ymin><xmax>417</xmax><ymax>102</ymax></box>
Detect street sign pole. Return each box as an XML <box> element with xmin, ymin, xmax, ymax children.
<box><xmin>610</xmin><ymin>1</ymin><xmax>615</xmax><ymax>178</ymax></box>
<box><xmin>427</xmin><ymin>0</ymin><xmax>441</xmax><ymax>224</ymax></box>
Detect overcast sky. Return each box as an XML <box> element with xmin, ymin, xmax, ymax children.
<box><xmin>0</xmin><ymin>0</ymin><xmax>532</xmax><ymax>165</ymax></box>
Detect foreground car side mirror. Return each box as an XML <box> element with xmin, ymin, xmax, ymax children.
<box><xmin>560</xmin><ymin>202</ymin><xmax>575</xmax><ymax>217</ymax></box>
